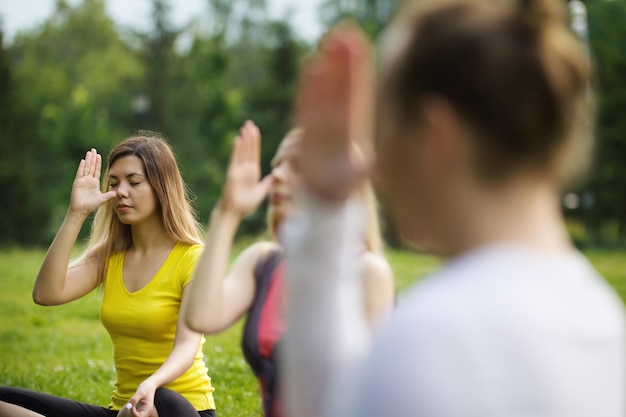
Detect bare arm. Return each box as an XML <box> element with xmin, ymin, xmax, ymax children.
<box><xmin>283</xmin><ymin>26</ymin><xmax>376</xmax><ymax>417</ymax></box>
<box><xmin>185</xmin><ymin>208</ymin><xmax>275</xmax><ymax>333</ymax></box>
<box><xmin>360</xmin><ymin>252</ymin><xmax>395</xmax><ymax>328</ymax></box>
<box><xmin>33</xmin><ymin>149</ymin><xmax>117</xmax><ymax>306</ymax></box>
<box><xmin>184</xmin><ymin>120</ymin><xmax>273</xmax><ymax>334</ymax></box>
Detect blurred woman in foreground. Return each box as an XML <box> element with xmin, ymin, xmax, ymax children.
<box><xmin>281</xmin><ymin>1</ymin><xmax>626</xmax><ymax>416</ymax></box>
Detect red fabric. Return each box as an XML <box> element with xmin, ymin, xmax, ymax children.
<box><xmin>258</xmin><ymin>263</ymin><xmax>287</xmax><ymax>358</ymax></box>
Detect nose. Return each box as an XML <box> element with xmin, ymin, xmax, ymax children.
<box><xmin>117</xmin><ymin>183</ymin><xmax>130</xmax><ymax>198</ymax></box>
<box><xmin>272</xmin><ymin>164</ymin><xmax>286</xmax><ymax>182</ymax></box>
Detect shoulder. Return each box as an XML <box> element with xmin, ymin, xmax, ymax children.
<box><xmin>235</xmin><ymin>240</ymin><xmax>281</xmax><ymax>268</ymax></box>
<box><xmin>175</xmin><ymin>242</ymin><xmax>205</xmax><ymax>264</ymax></box>
<box><xmin>104</xmin><ymin>250</ymin><xmax>125</xmax><ymax>275</ymax></box>
<box><xmin>359</xmin><ymin>251</ymin><xmax>394</xmax><ymax>288</ymax></box>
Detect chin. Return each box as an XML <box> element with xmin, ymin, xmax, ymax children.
<box><xmin>115</xmin><ymin>213</ymin><xmax>134</xmax><ymax>225</ymax></box>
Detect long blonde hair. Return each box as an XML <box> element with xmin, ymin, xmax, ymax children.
<box><xmin>77</xmin><ymin>133</ymin><xmax>202</xmax><ymax>283</ymax></box>
<box><xmin>268</xmin><ymin>129</ymin><xmax>384</xmax><ymax>254</ymax></box>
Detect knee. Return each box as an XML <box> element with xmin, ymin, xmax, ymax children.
<box><xmin>0</xmin><ymin>400</ymin><xmax>44</xmax><ymax>417</ymax></box>
<box><xmin>153</xmin><ymin>388</ymin><xmax>197</xmax><ymax>417</ymax></box>
<box><xmin>153</xmin><ymin>387</ymin><xmax>179</xmax><ymax>403</ymax></box>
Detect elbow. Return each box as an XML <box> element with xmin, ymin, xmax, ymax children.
<box><xmin>185</xmin><ymin>314</ymin><xmax>225</xmax><ymax>335</ymax></box>
<box><xmin>185</xmin><ymin>314</ymin><xmax>202</xmax><ymax>333</ymax></box>
<box><xmin>32</xmin><ymin>292</ymin><xmax>53</xmax><ymax>306</ymax></box>
<box><xmin>32</xmin><ymin>288</ymin><xmax>58</xmax><ymax>306</ymax></box>
<box><xmin>185</xmin><ymin>314</ymin><xmax>211</xmax><ymax>334</ymax></box>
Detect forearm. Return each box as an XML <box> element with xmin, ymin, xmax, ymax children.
<box><xmin>32</xmin><ymin>209</ymin><xmax>87</xmax><ymax>305</ymax></box>
<box><xmin>143</xmin><ymin>334</ymin><xmax>202</xmax><ymax>389</ymax></box>
<box><xmin>282</xmin><ymin>194</ymin><xmax>371</xmax><ymax>417</ymax></box>
<box><xmin>185</xmin><ymin>207</ymin><xmax>241</xmax><ymax>333</ymax></box>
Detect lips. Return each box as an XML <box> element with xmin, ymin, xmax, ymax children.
<box><xmin>117</xmin><ymin>204</ymin><xmax>132</xmax><ymax>212</ymax></box>
<box><xmin>271</xmin><ymin>193</ymin><xmax>293</xmax><ymax>204</ymax></box>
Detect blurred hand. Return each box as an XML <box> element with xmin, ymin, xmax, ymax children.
<box><xmin>219</xmin><ymin>120</ymin><xmax>273</xmax><ymax>218</ymax></box>
<box><xmin>69</xmin><ymin>148</ymin><xmax>117</xmax><ymax>216</ymax></box>
<box><xmin>295</xmin><ymin>26</ymin><xmax>375</xmax><ymax>201</ymax></box>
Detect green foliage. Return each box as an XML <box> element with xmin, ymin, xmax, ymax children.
<box><xmin>562</xmin><ymin>0</ymin><xmax>626</xmax><ymax>246</ymax></box>
<box><xmin>0</xmin><ymin>0</ymin><xmax>310</xmax><ymax>245</ymax></box>
<box><xmin>1</xmin><ymin>0</ymin><xmax>626</xmax><ymax>247</ymax></box>
<box><xmin>319</xmin><ymin>0</ymin><xmax>398</xmax><ymax>39</ymax></box>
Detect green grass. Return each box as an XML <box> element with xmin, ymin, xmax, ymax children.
<box><xmin>1</xmin><ymin>246</ymin><xmax>625</xmax><ymax>416</ymax></box>
<box><xmin>0</xmin><ymin>248</ymin><xmax>262</xmax><ymax>416</ymax></box>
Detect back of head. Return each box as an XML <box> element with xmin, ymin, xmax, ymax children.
<box><xmin>381</xmin><ymin>0</ymin><xmax>593</xmax><ymax>186</ymax></box>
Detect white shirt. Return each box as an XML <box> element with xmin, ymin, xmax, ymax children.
<box><xmin>282</xmin><ymin>197</ymin><xmax>626</xmax><ymax>417</ymax></box>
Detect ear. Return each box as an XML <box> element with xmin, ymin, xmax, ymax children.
<box><xmin>418</xmin><ymin>96</ymin><xmax>465</xmax><ymax>178</ymax></box>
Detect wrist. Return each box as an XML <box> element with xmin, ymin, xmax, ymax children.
<box><xmin>139</xmin><ymin>377</ymin><xmax>159</xmax><ymax>391</ymax></box>
<box><xmin>211</xmin><ymin>202</ymin><xmax>243</xmax><ymax>224</ymax></box>
<box><xmin>65</xmin><ymin>207</ymin><xmax>89</xmax><ymax>222</ymax></box>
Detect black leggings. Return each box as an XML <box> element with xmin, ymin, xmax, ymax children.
<box><xmin>0</xmin><ymin>386</ymin><xmax>215</xmax><ymax>417</ymax></box>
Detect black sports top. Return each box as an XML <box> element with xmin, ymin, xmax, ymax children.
<box><xmin>241</xmin><ymin>250</ymin><xmax>286</xmax><ymax>417</ymax></box>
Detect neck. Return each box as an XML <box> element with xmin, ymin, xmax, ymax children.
<box><xmin>444</xmin><ymin>176</ymin><xmax>572</xmax><ymax>258</ymax></box>
<box><xmin>129</xmin><ymin>215</ymin><xmax>175</xmax><ymax>253</ymax></box>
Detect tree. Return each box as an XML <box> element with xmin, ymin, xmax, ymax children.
<box><xmin>319</xmin><ymin>0</ymin><xmax>398</xmax><ymax>39</ymax></box>
<box><xmin>574</xmin><ymin>0</ymin><xmax>626</xmax><ymax>245</ymax></box>
<box><xmin>1</xmin><ymin>0</ymin><xmax>143</xmax><ymax>245</ymax></box>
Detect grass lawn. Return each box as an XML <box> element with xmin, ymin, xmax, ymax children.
<box><xmin>0</xmin><ymin>246</ymin><xmax>624</xmax><ymax>416</ymax></box>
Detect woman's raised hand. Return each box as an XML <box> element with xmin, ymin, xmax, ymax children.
<box><xmin>219</xmin><ymin>120</ymin><xmax>272</xmax><ymax>218</ymax></box>
<box><xmin>69</xmin><ymin>148</ymin><xmax>117</xmax><ymax>216</ymax></box>
<box><xmin>296</xmin><ymin>26</ymin><xmax>375</xmax><ymax>201</ymax></box>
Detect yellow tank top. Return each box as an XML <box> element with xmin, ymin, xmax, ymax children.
<box><xmin>100</xmin><ymin>242</ymin><xmax>216</xmax><ymax>411</ymax></box>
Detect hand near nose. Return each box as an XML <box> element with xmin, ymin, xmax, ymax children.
<box><xmin>296</xmin><ymin>25</ymin><xmax>375</xmax><ymax>201</ymax></box>
<box><xmin>69</xmin><ymin>148</ymin><xmax>117</xmax><ymax>216</ymax></box>
<box><xmin>219</xmin><ymin>120</ymin><xmax>273</xmax><ymax>218</ymax></box>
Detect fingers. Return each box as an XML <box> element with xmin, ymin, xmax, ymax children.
<box><xmin>127</xmin><ymin>398</ymin><xmax>144</xmax><ymax>417</ymax></box>
<box><xmin>76</xmin><ymin>149</ymin><xmax>102</xmax><ymax>180</ymax></box>
<box><xmin>241</xmin><ymin>120</ymin><xmax>259</xmax><ymax>162</ymax></box>
<box><xmin>229</xmin><ymin>120</ymin><xmax>260</xmax><ymax>172</ymax></box>
<box><xmin>132</xmin><ymin>403</ymin><xmax>151</xmax><ymax>417</ymax></box>
<box><xmin>94</xmin><ymin>153</ymin><xmax>103</xmax><ymax>179</ymax></box>
<box><xmin>324</xmin><ymin>33</ymin><xmax>351</xmax><ymax>131</ymax></box>
<box><xmin>296</xmin><ymin>59</ymin><xmax>323</xmax><ymax>137</ymax></box>
<box><xmin>249</xmin><ymin>122</ymin><xmax>261</xmax><ymax>163</ymax></box>
<box><xmin>238</xmin><ymin>125</ymin><xmax>250</xmax><ymax>162</ymax></box>
<box><xmin>293</xmin><ymin>24</ymin><xmax>374</xmax><ymax>201</ymax></box>
<box><xmin>345</xmin><ymin>29</ymin><xmax>375</xmax><ymax>155</ymax></box>
<box><xmin>75</xmin><ymin>158</ymin><xmax>86</xmax><ymax>181</ymax></box>
<box><xmin>258</xmin><ymin>173</ymin><xmax>274</xmax><ymax>198</ymax></box>
<box><xmin>230</xmin><ymin>136</ymin><xmax>243</xmax><ymax>167</ymax></box>
<box><xmin>103</xmin><ymin>190</ymin><xmax>118</xmax><ymax>201</ymax></box>
<box><xmin>84</xmin><ymin>149</ymin><xmax>95</xmax><ymax>177</ymax></box>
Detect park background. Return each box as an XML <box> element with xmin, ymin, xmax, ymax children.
<box><xmin>0</xmin><ymin>0</ymin><xmax>625</xmax><ymax>416</ymax></box>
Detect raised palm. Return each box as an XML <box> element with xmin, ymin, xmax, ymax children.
<box><xmin>296</xmin><ymin>27</ymin><xmax>374</xmax><ymax>201</ymax></box>
<box><xmin>70</xmin><ymin>148</ymin><xmax>117</xmax><ymax>216</ymax></box>
<box><xmin>221</xmin><ymin>121</ymin><xmax>272</xmax><ymax>217</ymax></box>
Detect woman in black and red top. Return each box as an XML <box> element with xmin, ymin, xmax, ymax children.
<box><xmin>184</xmin><ymin>121</ymin><xmax>395</xmax><ymax>417</ymax></box>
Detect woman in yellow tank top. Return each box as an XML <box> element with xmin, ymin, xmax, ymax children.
<box><xmin>0</xmin><ymin>134</ymin><xmax>216</xmax><ymax>417</ymax></box>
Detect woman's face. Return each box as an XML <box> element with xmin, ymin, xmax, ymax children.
<box><xmin>108</xmin><ymin>155</ymin><xmax>159</xmax><ymax>225</ymax></box>
<box><xmin>269</xmin><ymin>135</ymin><xmax>302</xmax><ymax>223</ymax></box>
